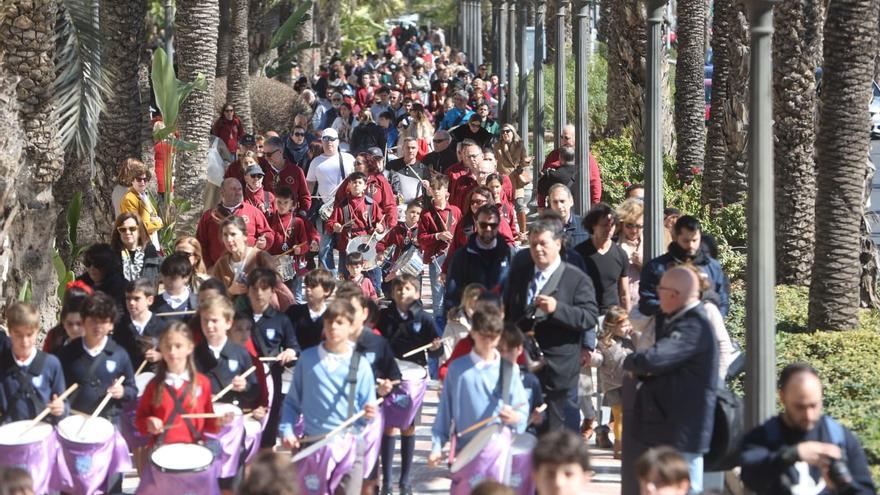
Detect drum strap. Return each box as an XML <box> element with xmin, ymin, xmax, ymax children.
<box><xmin>346</xmin><ymin>351</ymin><xmax>362</xmax><ymax>417</ymax></box>
<box><xmin>157</xmin><ymin>386</ymin><xmax>201</xmax><ymax>446</ymax></box>
<box><xmin>10</xmin><ymin>351</ymin><xmax>48</xmax><ymax>414</ymax></box>
<box><xmin>342</xmin><ymin>200</ymin><xmax>375</xmax><ymax>234</ymax></box>
<box><xmin>498</xmin><ymin>359</ymin><xmax>513</xmax><ymax>404</ymax></box>
<box><xmin>70</xmin><ymin>347</ymin><xmax>110</xmax><ymax>403</ymax></box>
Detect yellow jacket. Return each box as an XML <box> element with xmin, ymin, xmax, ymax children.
<box><xmin>119</xmin><ymin>188</ymin><xmax>163</xmax><ymax>235</ymax></box>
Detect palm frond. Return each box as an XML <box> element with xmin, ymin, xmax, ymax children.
<box><xmin>53</xmin><ymin>0</ymin><xmax>110</xmax><ymax>169</ymax></box>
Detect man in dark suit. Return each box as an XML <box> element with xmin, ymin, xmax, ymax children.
<box><xmin>623</xmin><ymin>266</ymin><xmax>719</xmax><ymax>493</ymax></box>
<box><xmin>503</xmin><ymin>217</ymin><xmax>599</xmax><ymax>432</ymax></box>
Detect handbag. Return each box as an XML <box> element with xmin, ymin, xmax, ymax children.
<box><xmin>703</xmin><ymin>384</ymin><xmax>745</xmax><ymax>471</ymax></box>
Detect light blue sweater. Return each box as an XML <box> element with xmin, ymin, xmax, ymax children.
<box><xmin>278</xmin><ymin>344</ymin><xmax>377</xmax><ymax>439</ymax></box>
<box><xmin>431</xmin><ymin>353</ymin><xmax>529</xmax><ymax>454</ymax></box>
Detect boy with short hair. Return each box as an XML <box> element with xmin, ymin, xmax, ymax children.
<box><xmin>279</xmin><ymin>299</ymin><xmax>379</xmax><ymax>495</ymax></box>
<box><xmin>636</xmin><ymin>447</ymin><xmax>691</xmax><ymax>495</ymax></box>
<box><xmin>345</xmin><ymin>252</ymin><xmax>378</xmax><ymax>301</ymax></box>
<box><xmin>268</xmin><ymin>186</ymin><xmax>319</xmax><ymax>303</ymax></box>
<box><xmin>377</xmin><ymin>200</ymin><xmax>421</xmax><ymax>294</ymax></box>
<box><xmin>531</xmin><ymin>429</ymin><xmax>592</xmax><ymax>495</ymax></box>
<box><xmin>114</xmin><ymin>278</ymin><xmax>167</xmax><ymax>372</ymax></box>
<box><xmin>0</xmin><ymin>302</ymin><xmax>67</xmax><ymax>422</ymax></box>
<box><xmin>151</xmin><ymin>252</ymin><xmax>199</xmax><ymax>321</ymax></box>
<box><xmin>285</xmin><ymin>268</ymin><xmax>335</xmax><ymax>351</ymax></box>
<box><xmin>417</xmin><ymin>175</ymin><xmax>460</xmax><ymax>329</ymax></box>
<box><xmin>428</xmin><ymin>304</ymin><xmax>529</xmax><ymax>492</ymax></box>
<box><xmin>498</xmin><ymin>326</ymin><xmax>545</xmax><ymax>431</ymax></box>
<box><xmin>327</xmin><ymin>171</ymin><xmax>385</xmax><ymax>274</ymax></box>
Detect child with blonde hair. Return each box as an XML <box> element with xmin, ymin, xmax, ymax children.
<box><xmin>591</xmin><ymin>305</ymin><xmax>634</xmax><ymax>459</ymax></box>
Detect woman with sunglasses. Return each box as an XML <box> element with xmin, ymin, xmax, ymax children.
<box><xmin>616</xmin><ymin>198</ymin><xmax>644</xmax><ymax>307</ymax></box>
<box><xmin>118</xmin><ymin>158</ymin><xmax>164</xmax><ymax>249</ymax></box>
<box><xmin>211</xmin><ymin>103</ymin><xmax>245</xmax><ymax>156</ymax></box>
<box><xmin>331</xmin><ymin>102</ymin><xmax>355</xmax><ymax>151</ymax></box>
<box><xmin>495</xmin><ymin>123</ymin><xmax>534</xmax><ymax>235</ymax></box>
<box><xmin>111</xmin><ymin>212</ymin><xmax>163</xmax><ymax>283</ymax></box>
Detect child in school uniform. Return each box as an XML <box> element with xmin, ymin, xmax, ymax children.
<box><xmin>0</xmin><ymin>302</ymin><xmax>67</xmax><ymax>423</ymax></box>
<box><xmin>42</xmin><ymin>282</ymin><xmax>90</xmax><ymax>355</ymax></box>
<box><xmin>57</xmin><ymin>292</ymin><xmax>137</xmax><ymax>493</ymax></box>
<box><xmin>327</xmin><ymin>171</ymin><xmax>386</xmax><ymax>274</ymax></box>
<box><xmin>279</xmin><ymin>299</ymin><xmax>379</xmax><ymax>495</ymax></box>
<box><xmin>267</xmin><ymin>186</ymin><xmax>319</xmax><ymax>303</ymax></box>
<box><xmin>377</xmin><ymin>273</ymin><xmax>442</xmax><ymax>494</ymax></box>
<box><xmin>151</xmin><ymin>253</ymin><xmax>199</xmax><ymax>322</ymax></box>
<box><xmin>285</xmin><ymin>268</ymin><xmax>335</xmax><ymax>351</ymax></box>
<box><xmin>376</xmin><ymin>199</ymin><xmax>422</xmax><ymax>295</ymax></box>
<box><xmin>428</xmin><ymin>304</ymin><xmax>529</xmax><ymax>493</ymax></box>
<box><xmin>497</xmin><ymin>326</ymin><xmax>545</xmax><ymax>434</ymax></box>
<box><xmin>344</xmin><ymin>252</ymin><xmax>378</xmax><ymax>301</ymax></box>
<box><xmin>195</xmin><ymin>295</ymin><xmax>268</xmax><ymax>494</ymax></box>
<box><xmin>335</xmin><ymin>283</ymin><xmax>402</xmax><ymax>494</ymax></box>
<box><xmin>238</xmin><ymin>268</ymin><xmax>299</xmax><ymax>448</ymax></box>
<box><xmin>114</xmin><ymin>278</ymin><xmax>168</xmax><ymax>373</ymax></box>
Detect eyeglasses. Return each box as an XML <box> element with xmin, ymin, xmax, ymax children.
<box><xmin>176</xmin><ymin>250</ymin><xmax>196</xmax><ymax>257</ymax></box>
<box><xmin>117</xmin><ymin>226</ymin><xmax>138</xmax><ymax>234</ymax></box>
<box><xmin>249</xmin><ymin>174</ymin><xmax>264</xmax><ymax>179</ymax></box>
<box><xmin>322</xmin><ymin>136</ymin><xmax>338</xmax><ymax>142</ymax></box>
<box><xmin>502</xmin><ymin>129</ymin><xmax>513</xmax><ymax>134</ymax></box>
<box><xmin>332</xmin><ymin>99</ymin><xmax>342</xmax><ymax>103</ymax></box>
<box><xmin>265</xmin><ymin>149</ymin><xmax>279</xmax><ymax>156</ymax></box>
<box><xmin>624</xmin><ymin>223</ymin><xmax>644</xmax><ymax>229</ymax></box>
<box><xmin>133</xmin><ymin>176</ymin><xmax>148</xmax><ymax>183</ymax></box>
<box><xmin>293</xmin><ymin>132</ymin><xmax>306</xmax><ymax>137</ymax></box>
<box><xmin>478</xmin><ymin>221</ymin><xmax>499</xmax><ymax>229</ymax></box>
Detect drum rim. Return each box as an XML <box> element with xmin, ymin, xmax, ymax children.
<box><xmin>150</xmin><ymin>443</ymin><xmax>215</xmax><ymax>473</ymax></box>
<box><xmin>449</xmin><ymin>423</ymin><xmax>505</xmax><ymax>473</ymax></box>
<box><xmin>0</xmin><ymin>420</ymin><xmax>53</xmax><ymax>445</ymax></box>
<box><xmin>57</xmin><ymin>415</ymin><xmax>115</xmax><ymax>444</ymax></box>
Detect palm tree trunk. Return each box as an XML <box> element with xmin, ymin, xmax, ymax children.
<box><xmin>673</xmin><ymin>0</ymin><xmax>706</xmax><ymax>182</ymax></box>
<box><xmin>175</xmin><ymin>0</ymin><xmax>219</xmax><ymax>227</ymax></box>
<box><xmin>93</xmin><ymin>0</ymin><xmax>148</xmax><ymax>235</ymax></box>
<box><xmin>720</xmin><ymin>0</ymin><xmax>749</xmax><ymax>205</ymax></box>
<box><xmin>0</xmin><ymin>69</ymin><xmax>27</xmax><ymax>309</ymax></box>
<box><xmin>228</xmin><ymin>0</ymin><xmax>253</xmax><ymax>132</ymax></box>
<box><xmin>701</xmin><ymin>0</ymin><xmax>730</xmax><ymax>207</ymax></box>
<box><xmin>276</xmin><ymin>0</ymin><xmax>293</xmax><ymax>85</ymax></box>
<box><xmin>0</xmin><ymin>0</ymin><xmax>64</xmax><ymax>327</ymax></box>
<box><xmin>773</xmin><ymin>0</ymin><xmax>824</xmax><ymax>285</ymax></box>
<box><xmin>597</xmin><ymin>0</ymin><xmax>610</xmax><ymax>43</ymax></box>
<box><xmin>217</xmin><ymin>0</ymin><xmax>232</xmax><ymax>77</ymax></box>
<box><xmin>317</xmin><ymin>0</ymin><xmax>341</xmax><ymax>60</ymax></box>
<box><xmin>809</xmin><ymin>0</ymin><xmax>878</xmax><ymax>331</ymax></box>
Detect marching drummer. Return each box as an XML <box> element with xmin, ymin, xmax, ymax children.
<box><xmin>285</xmin><ymin>268</ymin><xmax>335</xmax><ymax>351</ymax></box>
<box><xmin>267</xmin><ymin>186</ymin><xmax>319</xmax><ymax>302</ymax></box>
<box><xmin>0</xmin><ymin>302</ymin><xmax>67</xmax><ymax>423</ymax></box>
<box><xmin>327</xmin><ymin>171</ymin><xmax>386</xmax><ymax>273</ymax></box>
<box><xmin>376</xmin><ymin>199</ymin><xmax>422</xmax><ymax>293</ymax></box>
<box><xmin>428</xmin><ymin>304</ymin><xmax>529</xmax><ymax>491</ymax></box>
<box><xmin>114</xmin><ymin>278</ymin><xmax>168</xmax><ymax>374</ymax></box>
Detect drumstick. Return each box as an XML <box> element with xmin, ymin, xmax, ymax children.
<box><xmin>258</xmin><ymin>355</ymin><xmax>298</xmax><ymax>362</ymax></box>
<box><xmin>20</xmin><ymin>383</ymin><xmax>79</xmax><ymax>434</ymax></box>
<box><xmin>401</xmin><ymin>337</ymin><xmax>450</xmax><ymax>358</ymax></box>
<box><xmin>456</xmin><ymin>401</ymin><xmax>529</xmax><ymax>437</ymax></box>
<box><xmin>295</xmin><ymin>397</ymin><xmax>386</xmax><ymax>446</ymax></box>
<box><xmin>77</xmin><ymin>376</ymin><xmax>126</xmax><ymax>437</ymax></box>
<box><xmin>275</xmin><ymin>242</ymin><xmax>308</xmax><ymax>258</ymax></box>
<box><xmin>535</xmin><ymin>403</ymin><xmax>548</xmax><ymax>414</ymax></box>
<box><xmin>212</xmin><ymin>365</ymin><xmax>257</xmax><ymax>402</ymax></box>
<box><xmin>134</xmin><ymin>359</ymin><xmax>149</xmax><ymax>376</ymax></box>
<box><xmin>154</xmin><ymin>310</ymin><xmax>197</xmax><ymax>317</ymax></box>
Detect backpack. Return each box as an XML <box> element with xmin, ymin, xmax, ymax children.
<box><xmin>703</xmin><ymin>384</ymin><xmax>745</xmax><ymax>471</ymax></box>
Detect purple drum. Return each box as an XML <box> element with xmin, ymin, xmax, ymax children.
<box><xmin>121</xmin><ymin>372</ymin><xmax>155</xmax><ymax>450</ymax></box>
<box><xmin>505</xmin><ymin>433</ymin><xmax>537</xmax><ymax>495</ymax></box>
<box><xmin>137</xmin><ymin>443</ymin><xmax>219</xmax><ymax>495</ymax></box>
<box><xmin>361</xmin><ymin>414</ymin><xmax>384</xmax><ymax>479</ymax></box>
<box><xmin>242</xmin><ymin>414</ymin><xmax>265</xmax><ymax>465</ymax></box>
<box><xmin>449</xmin><ymin>424</ymin><xmax>512</xmax><ymax>495</ymax></box>
<box><xmin>382</xmin><ymin>359</ymin><xmax>428</xmax><ymax>429</ymax></box>
<box><xmin>204</xmin><ymin>402</ymin><xmax>245</xmax><ymax>478</ymax></box>
<box><xmin>57</xmin><ymin>415</ymin><xmax>132</xmax><ymax>494</ymax></box>
<box><xmin>294</xmin><ymin>433</ymin><xmax>357</xmax><ymax>494</ymax></box>
<box><xmin>0</xmin><ymin>421</ymin><xmax>68</xmax><ymax>495</ymax></box>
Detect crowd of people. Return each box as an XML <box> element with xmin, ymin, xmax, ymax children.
<box><xmin>0</xmin><ymin>20</ymin><xmax>876</xmax><ymax>495</ymax></box>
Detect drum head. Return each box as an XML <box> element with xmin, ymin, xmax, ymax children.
<box><xmin>211</xmin><ymin>403</ymin><xmax>242</xmax><ymax>417</ymax></box>
<box><xmin>346</xmin><ymin>235</ymin><xmax>377</xmax><ymax>261</ymax></box>
<box><xmin>151</xmin><ymin>443</ymin><xmax>215</xmax><ymax>473</ymax></box>
<box><xmin>395</xmin><ymin>359</ymin><xmax>428</xmax><ymax>381</ymax></box>
<box><xmin>58</xmin><ymin>415</ymin><xmax>115</xmax><ymax>444</ymax></box>
<box><xmin>136</xmin><ymin>372</ymin><xmax>156</xmax><ymax>397</ymax></box>
<box><xmin>0</xmin><ymin>420</ymin><xmax>53</xmax><ymax>446</ymax></box>
<box><xmin>243</xmin><ymin>417</ymin><xmax>261</xmax><ymax>436</ymax></box>
<box><xmin>451</xmin><ymin>423</ymin><xmax>503</xmax><ymax>473</ymax></box>
<box><xmin>511</xmin><ymin>433</ymin><xmax>538</xmax><ymax>454</ymax></box>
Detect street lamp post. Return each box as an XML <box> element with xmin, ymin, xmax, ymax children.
<box><xmin>507</xmin><ymin>1</ymin><xmax>518</xmax><ymax>124</ymax></box>
<box><xmin>744</xmin><ymin>0</ymin><xmax>778</xmax><ymax>431</ymax></box>
<box><xmin>644</xmin><ymin>0</ymin><xmax>667</xmax><ymax>262</ymax></box>
<box><xmin>554</xmin><ymin>0</ymin><xmax>568</xmax><ymax>145</ymax></box>
<box><xmin>518</xmin><ymin>0</ymin><xmax>529</xmax><ymax>150</ymax></box>
<box><xmin>499</xmin><ymin>0</ymin><xmax>508</xmax><ymax>118</ymax></box>
<box><xmin>574</xmin><ymin>0</ymin><xmax>591</xmax><ymax>213</ymax></box>
<box><xmin>475</xmin><ymin>0</ymin><xmax>483</xmax><ymax>65</ymax></box>
<box><xmin>533</xmin><ymin>0</ymin><xmax>546</xmax><ymax>177</ymax></box>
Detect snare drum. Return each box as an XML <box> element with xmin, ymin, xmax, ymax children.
<box><xmin>204</xmin><ymin>402</ymin><xmax>244</xmax><ymax>478</ymax></box>
<box><xmin>382</xmin><ymin>359</ymin><xmax>428</xmax><ymax>429</ymax></box>
<box><xmin>294</xmin><ymin>433</ymin><xmax>357</xmax><ymax>495</ymax></box>
<box><xmin>504</xmin><ymin>433</ymin><xmax>538</xmax><ymax>495</ymax></box>
<box><xmin>57</xmin><ymin>415</ymin><xmax>132</xmax><ymax>494</ymax></box>
<box><xmin>277</xmin><ymin>254</ymin><xmax>297</xmax><ymax>282</ymax></box>
<box><xmin>389</xmin><ymin>246</ymin><xmax>425</xmax><ymax>277</ymax></box>
<box><xmin>449</xmin><ymin>424</ymin><xmax>512</xmax><ymax>495</ymax></box>
<box><xmin>0</xmin><ymin>421</ymin><xmax>66</xmax><ymax>494</ymax></box>
<box><xmin>242</xmin><ymin>414</ymin><xmax>264</xmax><ymax>465</ymax></box>
<box><xmin>143</xmin><ymin>443</ymin><xmax>218</xmax><ymax>495</ymax></box>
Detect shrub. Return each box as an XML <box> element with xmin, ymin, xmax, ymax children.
<box><xmin>214</xmin><ymin>76</ymin><xmax>310</xmax><ymax>135</ymax></box>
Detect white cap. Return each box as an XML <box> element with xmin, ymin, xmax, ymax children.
<box><xmin>321</xmin><ymin>128</ymin><xmax>339</xmax><ymax>139</ymax></box>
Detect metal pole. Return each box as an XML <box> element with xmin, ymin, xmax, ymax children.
<box><xmin>643</xmin><ymin>0</ymin><xmax>667</xmax><ymax>262</ymax></box>
<box><xmin>554</xmin><ymin>0</ymin><xmax>568</xmax><ymax>146</ymax></box>
<box><xmin>574</xmin><ymin>0</ymin><xmax>590</xmax><ymax>212</ymax></box>
<box><xmin>476</xmin><ymin>0</ymin><xmax>484</xmax><ymax>66</ymax></box>
<box><xmin>499</xmin><ymin>0</ymin><xmax>509</xmax><ymax>119</ymax></box>
<box><xmin>493</xmin><ymin>0</ymin><xmax>501</xmax><ymax>74</ymax></box>
<box><xmin>518</xmin><ymin>0</ymin><xmax>529</xmax><ymax>151</ymax></box>
<box><xmin>533</xmin><ymin>0</ymin><xmax>546</xmax><ymax>174</ymax></box>
<box><xmin>744</xmin><ymin>0</ymin><xmax>778</xmax><ymax>431</ymax></box>
<box><xmin>507</xmin><ymin>2</ymin><xmax>517</xmax><ymax>125</ymax></box>
<box><xmin>164</xmin><ymin>0</ymin><xmax>175</xmax><ymax>61</ymax></box>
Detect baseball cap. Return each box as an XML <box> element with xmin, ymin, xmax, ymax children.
<box><xmin>238</xmin><ymin>134</ymin><xmax>256</xmax><ymax>147</ymax></box>
<box><xmin>246</xmin><ymin>164</ymin><xmax>264</xmax><ymax>176</ymax></box>
<box><xmin>321</xmin><ymin>128</ymin><xmax>339</xmax><ymax>140</ymax></box>
<box><xmin>367</xmin><ymin>147</ymin><xmax>384</xmax><ymax>158</ymax></box>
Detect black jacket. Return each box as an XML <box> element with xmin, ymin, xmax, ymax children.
<box><xmin>285</xmin><ymin>303</ymin><xmax>325</xmax><ymax>351</ymax></box>
<box><xmin>241</xmin><ymin>305</ymin><xmax>300</xmax><ymax>357</ymax></box>
<box><xmin>422</xmin><ymin>146</ymin><xmax>458</xmax><ymax>175</ymax></box>
<box><xmin>623</xmin><ymin>302</ymin><xmax>718</xmax><ymax>453</ymax></box>
<box><xmin>355</xmin><ymin>327</ymin><xmax>402</xmax><ymax>381</ymax></box>
<box><xmin>194</xmin><ymin>339</ymin><xmax>262</xmax><ymax>410</ymax></box>
<box><xmin>0</xmin><ymin>348</ymin><xmax>67</xmax><ymax>423</ymax></box>
<box><xmin>117</xmin><ymin>244</ymin><xmax>163</xmax><ymax>284</ymax></box>
<box><xmin>449</xmin><ymin>125</ymin><xmax>494</xmax><ymax>148</ymax></box>
<box><xmin>151</xmin><ymin>291</ymin><xmax>200</xmax><ymax>323</ymax></box>
<box><xmin>350</xmin><ymin>122</ymin><xmax>386</xmax><ymax>154</ymax></box>
<box><xmin>112</xmin><ymin>314</ymin><xmax>168</xmax><ymax>371</ymax></box>
<box><xmin>58</xmin><ymin>337</ymin><xmax>137</xmax><ymax>424</ymax></box>
<box><xmin>378</xmin><ymin>301</ymin><xmax>441</xmax><ymax>366</ymax></box>
<box><xmin>444</xmin><ymin>235</ymin><xmax>515</xmax><ymax>315</ymax></box>
<box><xmin>504</xmin><ymin>252</ymin><xmax>599</xmax><ymax>391</ymax></box>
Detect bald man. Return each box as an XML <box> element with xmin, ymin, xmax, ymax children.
<box><xmin>741</xmin><ymin>363</ymin><xmax>876</xmax><ymax>495</ymax></box>
<box><xmin>623</xmin><ymin>266</ymin><xmax>719</xmax><ymax>493</ymax></box>
<box><xmin>195</xmin><ymin>178</ymin><xmax>273</xmax><ymax>267</ymax></box>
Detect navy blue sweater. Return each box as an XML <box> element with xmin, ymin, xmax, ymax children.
<box><xmin>151</xmin><ymin>291</ymin><xmax>200</xmax><ymax>322</ymax></box>
<box><xmin>58</xmin><ymin>337</ymin><xmax>137</xmax><ymax>424</ymax></box>
<box><xmin>194</xmin><ymin>339</ymin><xmax>262</xmax><ymax>410</ymax></box>
<box><xmin>355</xmin><ymin>327</ymin><xmax>402</xmax><ymax>381</ymax></box>
<box><xmin>285</xmin><ymin>303</ymin><xmax>325</xmax><ymax>351</ymax></box>
<box><xmin>241</xmin><ymin>305</ymin><xmax>300</xmax><ymax>357</ymax></box>
<box><xmin>378</xmin><ymin>301</ymin><xmax>441</xmax><ymax>366</ymax></box>
<box><xmin>112</xmin><ymin>314</ymin><xmax>168</xmax><ymax>370</ymax></box>
<box><xmin>0</xmin><ymin>348</ymin><xmax>67</xmax><ymax>423</ymax></box>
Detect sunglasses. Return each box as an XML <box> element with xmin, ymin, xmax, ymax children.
<box><xmin>624</xmin><ymin>223</ymin><xmax>644</xmax><ymax>229</ymax></box>
<box><xmin>117</xmin><ymin>226</ymin><xmax>138</xmax><ymax>234</ymax></box>
<box><xmin>478</xmin><ymin>221</ymin><xmax>499</xmax><ymax>229</ymax></box>
<box><xmin>502</xmin><ymin>129</ymin><xmax>513</xmax><ymax>134</ymax></box>
<box><xmin>322</xmin><ymin>136</ymin><xmax>338</xmax><ymax>142</ymax></box>
<box><xmin>471</xmin><ymin>198</ymin><xmax>488</xmax><ymax>205</ymax></box>
<box><xmin>133</xmin><ymin>176</ymin><xmax>148</xmax><ymax>183</ymax></box>
<box><xmin>293</xmin><ymin>132</ymin><xmax>306</xmax><ymax>137</ymax></box>
<box><xmin>249</xmin><ymin>174</ymin><xmax>264</xmax><ymax>178</ymax></box>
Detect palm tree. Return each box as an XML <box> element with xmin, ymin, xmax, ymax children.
<box><xmin>316</xmin><ymin>0</ymin><xmax>342</xmax><ymax>60</ymax></box>
<box><xmin>175</xmin><ymin>0</ymin><xmax>219</xmax><ymax>226</ymax></box>
<box><xmin>720</xmin><ymin>0</ymin><xmax>749</xmax><ymax>205</ymax></box>
<box><xmin>228</xmin><ymin>0</ymin><xmax>253</xmax><ymax>132</ymax></box>
<box><xmin>701</xmin><ymin>0</ymin><xmax>730</xmax><ymax>207</ymax></box>
<box><xmin>809</xmin><ymin>0</ymin><xmax>878</xmax><ymax>331</ymax></box>
<box><xmin>773</xmin><ymin>0</ymin><xmax>824</xmax><ymax>285</ymax></box>
<box><xmin>0</xmin><ymin>0</ymin><xmax>65</xmax><ymax>326</ymax></box>
<box><xmin>673</xmin><ymin>0</ymin><xmax>706</xmax><ymax>182</ymax></box>
<box><xmin>217</xmin><ymin>0</ymin><xmax>232</xmax><ymax>77</ymax></box>
<box><xmin>0</xmin><ymin>67</ymin><xmax>27</xmax><ymax>306</ymax></box>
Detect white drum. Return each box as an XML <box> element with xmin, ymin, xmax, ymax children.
<box><xmin>57</xmin><ymin>415</ymin><xmax>115</xmax><ymax>444</ymax></box>
<box><xmin>136</xmin><ymin>372</ymin><xmax>156</xmax><ymax>397</ymax></box>
<box><xmin>277</xmin><ymin>254</ymin><xmax>297</xmax><ymax>282</ymax></box>
<box><xmin>0</xmin><ymin>420</ymin><xmax>54</xmax><ymax>446</ymax></box>
<box><xmin>389</xmin><ymin>247</ymin><xmax>424</xmax><ymax>277</ymax></box>
<box><xmin>0</xmin><ymin>421</ymin><xmax>60</xmax><ymax>495</ymax></box>
<box><xmin>395</xmin><ymin>359</ymin><xmax>428</xmax><ymax>382</ymax></box>
<box><xmin>150</xmin><ymin>443</ymin><xmax>215</xmax><ymax>473</ymax></box>
<box><xmin>211</xmin><ymin>402</ymin><xmax>242</xmax><ymax>418</ymax></box>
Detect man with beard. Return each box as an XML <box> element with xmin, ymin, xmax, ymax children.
<box><xmin>196</xmin><ymin>178</ymin><xmax>273</xmax><ymax>268</ymax></box>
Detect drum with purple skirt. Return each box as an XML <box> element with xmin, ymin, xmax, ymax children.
<box><xmin>504</xmin><ymin>433</ymin><xmax>537</xmax><ymax>495</ymax></box>
<box><xmin>294</xmin><ymin>433</ymin><xmax>357</xmax><ymax>494</ymax></box>
<box><xmin>142</xmin><ymin>443</ymin><xmax>219</xmax><ymax>495</ymax></box>
<box><xmin>57</xmin><ymin>415</ymin><xmax>132</xmax><ymax>494</ymax></box>
<box><xmin>121</xmin><ymin>372</ymin><xmax>155</xmax><ymax>450</ymax></box>
<box><xmin>449</xmin><ymin>424</ymin><xmax>512</xmax><ymax>495</ymax></box>
<box><xmin>204</xmin><ymin>402</ymin><xmax>245</xmax><ymax>478</ymax></box>
<box><xmin>382</xmin><ymin>359</ymin><xmax>428</xmax><ymax>429</ymax></box>
<box><xmin>0</xmin><ymin>420</ymin><xmax>68</xmax><ymax>495</ymax></box>
<box><xmin>242</xmin><ymin>414</ymin><xmax>265</xmax><ymax>465</ymax></box>
<box><xmin>361</xmin><ymin>412</ymin><xmax>384</xmax><ymax>479</ymax></box>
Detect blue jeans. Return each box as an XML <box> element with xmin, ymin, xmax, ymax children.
<box><xmin>285</xmin><ymin>276</ymin><xmax>305</xmax><ymax>304</ymax></box>
<box><xmin>679</xmin><ymin>452</ymin><xmax>704</xmax><ymax>494</ymax></box>
<box><xmin>317</xmin><ymin>218</ymin><xmax>336</xmax><ymax>276</ymax></box>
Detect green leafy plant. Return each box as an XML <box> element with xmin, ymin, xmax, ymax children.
<box><xmin>265</xmin><ymin>0</ymin><xmax>320</xmax><ymax>78</ymax></box>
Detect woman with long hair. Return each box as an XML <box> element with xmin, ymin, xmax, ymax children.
<box><xmin>211</xmin><ymin>103</ymin><xmax>246</xmax><ymax>157</ymax></box>
<box><xmin>494</xmin><ymin>123</ymin><xmax>533</xmax><ymax>234</ymax></box>
<box><xmin>174</xmin><ymin>236</ymin><xmax>210</xmax><ymax>289</ymax></box>
<box><xmin>616</xmin><ymin>198</ymin><xmax>644</xmax><ymax>308</ymax></box>
<box><xmin>110</xmin><ymin>212</ymin><xmax>163</xmax><ymax>283</ymax></box>
<box><xmin>331</xmin><ymin>102</ymin><xmax>356</xmax><ymax>151</ymax></box>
